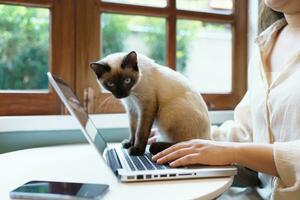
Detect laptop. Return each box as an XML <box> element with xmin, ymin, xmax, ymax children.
<box><xmin>47</xmin><ymin>72</ymin><xmax>237</xmax><ymax>182</ymax></box>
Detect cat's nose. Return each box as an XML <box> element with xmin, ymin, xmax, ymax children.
<box><xmin>114</xmin><ymin>93</ymin><xmax>128</xmax><ymax>99</ymax></box>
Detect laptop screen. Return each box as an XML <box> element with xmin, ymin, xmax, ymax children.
<box><xmin>47</xmin><ymin>72</ymin><xmax>107</xmax><ymax>154</ymax></box>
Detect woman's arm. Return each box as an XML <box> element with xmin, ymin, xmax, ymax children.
<box><xmin>235</xmin><ymin>143</ymin><xmax>278</xmax><ymax>176</ymax></box>
<box><xmin>152</xmin><ymin>139</ymin><xmax>278</xmax><ymax>177</ymax></box>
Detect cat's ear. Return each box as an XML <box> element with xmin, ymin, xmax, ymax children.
<box><xmin>121</xmin><ymin>51</ymin><xmax>138</xmax><ymax>71</ymax></box>
<box><xmin>90</xmin><ymin>62</ymin><xmax>111</xmax><ymax>78</ymax></box>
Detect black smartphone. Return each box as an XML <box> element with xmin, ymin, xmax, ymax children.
<box><xmin>10</xmin><ymin>180</ymin><xmax>109</xmax><ymax>200</ymax></box>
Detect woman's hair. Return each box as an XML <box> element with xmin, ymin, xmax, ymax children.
<box><xmin>259</xmin><ymin>1</ymin><xmax>285</xmax><ymax>33</ymax></box>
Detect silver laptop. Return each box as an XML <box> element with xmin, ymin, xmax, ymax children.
<box><xmin>47</xmin><ymin>72</ymin><xmax>237</xmax><ymax>182</ymax></box>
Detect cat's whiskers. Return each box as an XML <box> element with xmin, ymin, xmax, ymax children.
<box><xmin>130</xmin><ymin>91</ymin><xmax>141</xmax><ymax>98</ymax></box>
<box><xmin>97</xmin><ymin>95</ymin><xmax>115</xmax><ymax>111</ymax></box>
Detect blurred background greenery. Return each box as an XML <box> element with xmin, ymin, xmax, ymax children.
<box><xmin>0</xmin><ymin>4</ymin><xmax>49</xmax><ymax>90</ymax></box>
<box><xmin>101</xmin><ymin>13</ymin><xmax>204</xmax><ymax>72</ymax></box>
<box><xmin>0</xmin><ymin>1</ymin><xmax>230</xmax><ymax>92</ymax></box>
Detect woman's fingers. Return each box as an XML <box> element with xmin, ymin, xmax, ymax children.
<box><xmin>156</xmin><ymin>147</ymin><xmax>194</xmax><ymax>164</ymax></box>
<box><xmin>170</xmin><ymin>153</ymin><xmax>201</xmax><ymax>167</ymax></box>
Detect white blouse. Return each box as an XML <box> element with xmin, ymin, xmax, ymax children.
<box><xmin>211</xmin><ymin>19</ymin><xmax>300</xmax><ymax>200</ymax></box>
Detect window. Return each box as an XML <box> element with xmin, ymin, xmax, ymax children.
<box><xmin>0</xmin><ymin>5</ymin><xmax>49</xmax><ymax>91</ymax></box>
<box><xmin>0</xmin><ymin>0</ymin><xmax>248</xmax><ymax>115</ymax></box>
<box><xmin>0</xmin><ymin>0</ymin><xmax>74</xmax><ymax>115</ymax></box>
<box><xmin>94</xmin><ymin>0</ymin><xmax>248</xmax><ymax>112</ymax></box>
<box><xmin>101</xmin><ymin>13</ymin><xmax>166</xmax><ymax>65</ymax></box>
<box><xmin>176</xmin><ymin>0</ymin><xmax>233</xmax><ymax>12</ymax></box>
<box><xmin>102</xmin><ymin>0</ymin><xmax>167</xmax><ymax>8</ymax></box>
<box><xmin>176</xmin><ymin>20</ymin><xmax>232</xmax><ymax>93</ymax></box>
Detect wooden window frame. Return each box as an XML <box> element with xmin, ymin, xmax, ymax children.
<box><xmin>77</xmin><ymin>0</ymin><xmax>248</xmax><ymax>112</ymax></box>
<box><xmin>0</xmin><ymin>0</ymin><xmax>248</xmax><ymax>115</ymax></box>
<box><xmin>0</xmin><ymin>0</ymin><xmax>75</xmax><ymax>115</ymax></box>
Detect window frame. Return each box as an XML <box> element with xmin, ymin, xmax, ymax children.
<box><xmin>91</xmin><ymin>0</ymin><xmax>248</xmax><ymax>112</ymax></box>
<box><xmin>0</xmin><ymin>0</ymin><xmax>75</xmax><ymax>115</ymax></box>
<box><xmin>0</xmin><ymin>0</ymin><xmax>248</xmax><ymax>115</ymax></box>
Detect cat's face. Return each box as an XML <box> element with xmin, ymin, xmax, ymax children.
<box><xmin>90</xmin><ymin>51</ymin><xmax>139</xmax><ymax>99</ymax></box>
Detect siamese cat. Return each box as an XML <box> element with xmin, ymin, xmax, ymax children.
<box><xmin>90</xmin><ymin>51</ymin><xmax>210</xmax><ymax>155</ymax></box>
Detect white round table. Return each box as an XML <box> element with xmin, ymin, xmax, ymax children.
<box><xmin>0</xmin><ymin>144</ymin><xmax>233</xmax><ymax>200</ymax></box>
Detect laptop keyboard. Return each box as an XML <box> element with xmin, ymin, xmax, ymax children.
<box><xmin>122</xmin><ymin>149</ymin><xmax>170</xmax><ymax>171</ymax></box>
<box><xmin>106</xmin><ymin>148</ymin><xmax>170</xmax><ymax>172</ymax></box>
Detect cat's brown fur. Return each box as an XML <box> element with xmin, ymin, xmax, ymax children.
<box><xmin>90</xmin><ymin>51</ymin><xmax>211</xmax><ymax>155</ymax></box>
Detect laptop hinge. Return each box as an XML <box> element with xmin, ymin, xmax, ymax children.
<box><xmin>106</xmin><ymin>149</ymin><xmax>122</xmax><ymax>175</ymax></box>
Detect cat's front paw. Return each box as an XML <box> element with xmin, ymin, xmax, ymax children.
<box><xmin>121</xmin><ymin>139</ymin><xmax>133</xmax><ymax>149</ymax></box>
<box><xmin>128</xmin><ymin>146</ymin><xmax>145</xmax><ymax>155</ymax></box>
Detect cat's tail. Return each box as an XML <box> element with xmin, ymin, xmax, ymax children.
<box><xmin>149</xmin><ymin>142</ymin><xmax>176</xmax><ymax>155</ymax></box>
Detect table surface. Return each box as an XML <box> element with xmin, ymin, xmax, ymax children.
<box><xmin>0</xmin><ymin>144</ymin><xmax>233</xmax><ymax>200</ymax></box>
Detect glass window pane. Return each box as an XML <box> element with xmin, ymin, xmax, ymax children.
<box><xmin>176</xmin><ymin>0</ymin><xmax>233</xmax><ymax>12</ymax></box>
<box><xmin>101</xmin><ymin>13</ymin><xmax>166</xmax><ymax>65</ymax></box>
<box><xmin>176</xmin><ymin>20</ymin><xmax>232</xmax><ymax>93</ymax></box>
<box><xmin>101</xmin><ymin>0</ymin><xmax>167</xmax><ymax>7</ymax></box>
<box><xmin>0</xmin><ymin>4</ymin><xmax>50</xmax><ymax>91</ymax></box>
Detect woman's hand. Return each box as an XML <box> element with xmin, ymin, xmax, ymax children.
<box><xmin>152</xmin><ymin>139</ymin><xmax>237</xmax><ymax>167</ymax></box>
<box><xmin>152</xmin><ymin>139</ymin><xmax>278</xmax><ymax>176</ymax></box>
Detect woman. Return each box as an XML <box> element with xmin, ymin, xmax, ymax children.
<box><xmin>152</xmin><ymin>0</ymin><xmax>300</xmax><ymax>199</ymax></box>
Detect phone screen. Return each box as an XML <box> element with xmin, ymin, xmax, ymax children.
<box><xmin>10</xmin><ymin>181</ymin><xmax>109</xmax><ymax>200</ymax></box>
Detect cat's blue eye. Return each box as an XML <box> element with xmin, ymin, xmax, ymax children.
<box><xmin>124</xmin><ymin>78</ymin><xmax>131</xmax><ymax>84</ymax></box>
<box><xmin>107</xmin><ymin>81</ymin><xmax>115</xmax><ymax>87</ymax></box>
